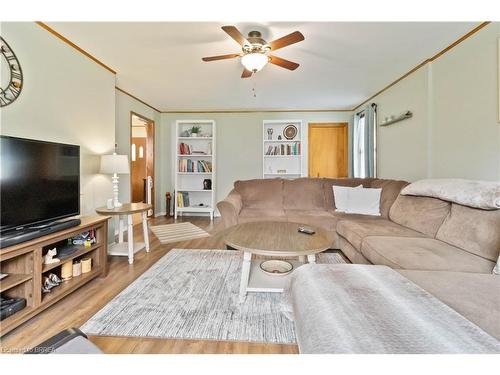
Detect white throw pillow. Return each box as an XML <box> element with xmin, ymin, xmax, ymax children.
<box><xmin>332</xmin><ymin>185</ymin><xmax>362</xmax><ymax>212</ymax></box>
<box><xmin>345</xmin><ymin>187</ymin><xmax>382</xmax><ymax>216</ymax></box>
<box><xmin>493</xmin><ymin>255</ymin><xmax>500</xmax><ymax>275</ymax></box>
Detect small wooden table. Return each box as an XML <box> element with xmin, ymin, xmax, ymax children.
<box><xmin>96</xmin><ymin>203</ymin><xmax>152</xmax><ymax>264</ymax></box>
<box><xmin>224</xmin><ymin>221</ymin><xmax>331</xmax><ymax>301</ymax></box>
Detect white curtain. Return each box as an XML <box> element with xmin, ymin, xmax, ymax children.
<box><xmin>351</xmin><ymin>103</ymin><xmax>377</xmax><ymax>178</ymax></box>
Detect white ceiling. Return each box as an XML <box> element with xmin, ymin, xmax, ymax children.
<box><xmin>47</xmin><ymin>22</ymin><xmax>477</xmax><ymax>111</ymax></box>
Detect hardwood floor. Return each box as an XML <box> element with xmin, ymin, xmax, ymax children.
<box><xmin>0</xmin><ymin>216</ymin><xmax>299</xmax><ymax>354</ymax></box>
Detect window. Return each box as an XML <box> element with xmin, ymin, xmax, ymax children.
<box><xmin>353</xmin><ymin>112</ymin><xmax>366</xmax><ymax>178</ymax></box>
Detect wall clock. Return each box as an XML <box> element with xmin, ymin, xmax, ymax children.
<box><xmin>0</xmin><ymin>37</ymin><xmax>23</xmax><ymax>107</ymax></box>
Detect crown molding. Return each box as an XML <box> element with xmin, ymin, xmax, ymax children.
<box><xmin>35</xmin><ymin>22</ymin><xmax>117</xmax><ymax>74</ymax></box>
<box><xmin>35</xmin><ymin>21</ymin><xmax>490</xmax><ymax>115</ymax></box>
<box><xmin>160</xmin><ymin>108</ymin><xmax>353</xmax><ymax>114</ymax></box>
<box><xmin>115</xmin><ymin>87</ymin><xmax>161</xmax><ymax>113</ymax></box>
<box><xmin>353</xmin><ymin>21</ymin><xmax>491</xmax><ymax>110</ymax></box>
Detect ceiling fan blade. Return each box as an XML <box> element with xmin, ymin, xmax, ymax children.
<box><xmin>221</xmin><ymin>26</ymin><xmax>249</xmax><ymax>46</ymax></box>
<box><xmin>268</xmin><ymin>31</ymin><xmax>304</xmax><ymax>51</ymax></box>
<box><xmin>269</xmin><ymin>55</ymin><xmax>300</xmax><ymax>71</ymax></box>
<box><xmin>202</xmin><ymin>53</ymin><xmax>240</xmax><ymax>62</ymax></box>
<box><xmin>241</xmin><ymin>68</ymin><xmax>253</xmax><ymax>78</ymax></box>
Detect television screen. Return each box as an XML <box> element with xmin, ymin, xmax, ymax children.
<box><xmin>0</xmin><ymin>136</ymin><xmax>80</xmax><ymax>232</ymax></box>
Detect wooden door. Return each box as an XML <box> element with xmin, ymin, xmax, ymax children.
<box><xmin>130</xmin><ymin>112</ymin><xmax>155</xmax><ymax>218</ymax></box>
<box><xmin>308</xmin><ymin>123</ymin><xmax>348</xmax><ymax>178</ymax></box>
<box><xmin>131</xmin><ymin>137</ymin><xmax>147</xmax><ymax>203</ymax></box>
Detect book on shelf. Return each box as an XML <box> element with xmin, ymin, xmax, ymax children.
<box><xmin>265</xmin><ymin>142</ymin><xmax>301</xmax><ymax>156</ymax></box>
<box><xmin>176</xmin><ymin>191</ymin><xmax>190</xmax><ymax>208</ymax></box>
<box><xmin>178</xmin><ymin>159</ymin><xmax>212</xmax><ymax>173</ymax></box>
<box><xmin>179</xmin><ymin>142</ymin><xmax>212</xmax><ymax>156</ymax></box>
<box><xmin>179</xmin><ymin>142</ymin><xmax>192</xmax><ymax>155</ymax></box>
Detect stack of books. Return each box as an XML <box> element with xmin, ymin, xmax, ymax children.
<box><xmin>178</xmin><ymin>159</ymin><xmax>212</xmax><ymax>172</ymax></box>
<box><xmin>265</xmin><ymin>142</ymin><xmax>301</xmax><ymax>155</ymax></box>
<box><xmin>179</xmin><ymin>143</ymin><xmax>192</xmax><ymax>155</ymax></box>
<box><xmin>177</xmin><ymin>191</ymin><xmax>190</xmax><ymax>207</ymax></box>
<box><xmin>179</xmin><ymin>143</ymin><xmax>210</xmax><ymax>155</ymax></box>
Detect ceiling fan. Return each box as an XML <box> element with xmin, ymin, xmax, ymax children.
<box><xmin>202</xmin><ymin>26</ymin><xmax>305</xmax><ymax>78</ymax></box>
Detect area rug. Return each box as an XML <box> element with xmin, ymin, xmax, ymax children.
<box><xmin>80</xmin><ymin>249</ymin><xmax>345</xmax><ymax>344</ymax></box>
<box><xmin>150</xmin><ymin>222</ymin><xmax>210</xmax><ymax>244</ymax></box>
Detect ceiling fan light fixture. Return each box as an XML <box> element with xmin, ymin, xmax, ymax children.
<box><xmin>241</xmin><ymin>52</ymin><xmax>269</xmax><ymax>73</ymax></box>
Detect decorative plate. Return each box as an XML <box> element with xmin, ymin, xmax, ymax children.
<box><xmin>260</xmin><ymin>260</ymin><xmax>293</xmax><ymax>276</ymax></box>
<box><xmin>283</xmin><ymin>124</ymin><xmax>298</xmax><ymax>140</ymax></box>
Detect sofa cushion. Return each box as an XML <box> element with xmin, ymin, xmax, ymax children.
<box><xmin>238</xmin><ymin>208</ymin><xmax>287</xmax><ymax>223</ymax></box>
<box><xmin>331</xmin><ymin>185</ymin><xmax>361</xmax><ymax>212</ymax></box>
<box><xmin>389</xmin><ymin>195</ymin><xmax>450</xmax><ymax>237</ymax></box>
<box><xmin>361</xmin><ymin>236</ymin><xmax>496</xmax><ymax>273</ymax></box>
<box><xmin>337</xmin><ymin>219</ymin><xmax>425</xmax><ymax>251</ymax></box>
<box><xmin>436</xmin><ymin>203</ymin><xmax>500</xmax><ymax>262</ymax></box>
<box><xmin>283</xmin><ymin>178</ymin><xmax>326</xmax><ymax>210</ymax></box>
<box><xmin>398</xmin><ymin>270</ymin><xmax>500</xmax><ymax>340</ymax></box>
<box><xmin>369</xmin><ymin>179</ymin><xmax>409</xmax><ymax>218</ymax></box>
<box><xmin>323</xmin><ymin>178</ymin><xmax>373</xmax><ymax>209</ymax></box>
<box><xmin>343</xmin><ymin>187</ymin><xmax>382</xmax><ymax>216</ymax></box>
<box><xmin>338</xmin><ymin>236</ymin><xmax>371</xmax><ymax>264</ymax></box>
<box><xmin>234</xmin><ymin>178</ymin><xmax>283</xmax><ymax>209</ymax></box>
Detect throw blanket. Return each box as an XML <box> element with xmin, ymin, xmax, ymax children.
<box><xmin>401</xmin><ymin>179</ymin><xmax>500</xmax><ymax>209</ymax></box>
<box><xmin>283</xmin><ymin>264</ymin><xmax>500</xmax><ymax>353</ymax></box>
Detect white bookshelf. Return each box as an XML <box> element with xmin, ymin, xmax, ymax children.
<box><xmin>174</xmin><ymin>120</ymin><xmax>216</xmax><ymax>220</ymax></box>
<box><xmin>262</xmin><ymin>120</ymin><xmax>303</xmax><ymax>179</ymax></box>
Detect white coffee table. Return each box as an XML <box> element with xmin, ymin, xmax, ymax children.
<box><xmin>224</xmin><ymin>221</ymin><xmax>331</xmax><ymax>301</ymax></box>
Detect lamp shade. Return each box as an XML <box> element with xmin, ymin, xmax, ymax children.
<box><xmin>100</xmin><ymin>153</ymin><xmax>130</xmax><ymax>174</ymax></box>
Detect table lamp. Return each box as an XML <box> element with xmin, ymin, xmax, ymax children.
<box><xmin>100</xmin><ymin>153</ymin><xmax>130</xmax><ymax>207</ymax></box>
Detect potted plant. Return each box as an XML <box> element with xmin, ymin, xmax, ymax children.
<box><xmin>190</xmin><ymin>125</ymin><xmax>201</xmax><ymax>137</ymax></box>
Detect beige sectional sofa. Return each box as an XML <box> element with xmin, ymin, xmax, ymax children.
<box><xmin>218</xmin><ymin>177</ymin><xmax>499</xmax><ymax>273</ymax></box>
<box><xmin>217</xmin><ymin>177</ymin><xmax>500</xmax><ymax>340</ymax></box>
<box><xmin>217</xmin><ymin>177</ymin><xmax>407</xmax><ymax>248</ymax></box>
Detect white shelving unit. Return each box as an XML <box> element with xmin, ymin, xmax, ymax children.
<box><xmin>174</xmin><ymin>120</ymin><xmax>216</xmax><ymax>220</ymax></box>
<box><xmin>262</xmin><ymin>120</ymin><xmax>303</xmax><ymax>179</ymax></box>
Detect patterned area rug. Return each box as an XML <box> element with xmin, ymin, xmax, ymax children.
<box><xmin>150</xmin><ymin>222</ymin><xmax>210</xmax><ymax>244</ymax></box>
<box><xmin>81</xmin><ymin>249</ymin><xmax>345</xmax><ymax>344</ymax></box>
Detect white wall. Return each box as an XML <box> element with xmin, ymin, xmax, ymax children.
<box><xmin>160</xmin><ymin>111</ymin><xmax>352</xmax><ymax>214</ymax></box>
<box><xmin>115</xmin><ymin>89</ymin><xmax>161</xmax><ymax>210</ymax></box>
<box><xmin>359</xmin><ymin>22</ymin><xmax>500</xmax><ymax>182</ymax></box>
<box><xmin>0</xmin><ymin>22</ymin><xmax>116</xmax><ymax>216</ymax></box>
<box><xmin>431</xmin><ymin>23</ymin><xmax>500</xmax><ymax>180</ymax></box>
<box><xmin>372</xmin><ymin>66</ymin><xmax>430</xmax><ymax>181</ymax></box>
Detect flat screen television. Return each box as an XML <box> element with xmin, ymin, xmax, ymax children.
<box><xmin>0</xmin><ymin>136</ymin><xmax>80</xmax><ymax>233</ymax></box>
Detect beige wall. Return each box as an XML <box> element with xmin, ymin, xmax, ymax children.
<box><xmin>360</xmin><ymin>22</ymin><xmax>500</xmax><ymax>182</ymax></box>
<box><xmin>159</xmin><ymin>111</ymin><xmax>352</xmax><ymax>215</ymax></box>
<box><xmin>431</xmin><ymin>23</ymin><xmax>500</xmax><ymax>180</ymax></box>
<box><xmin>372</xmin><ymin>65</ymin><xmax>430</xmax><ymax>181</ymax></box>
<box><xmin>0</xmin><ymin>22</ymin><xmax>116</xmax><ymax>216</ymax></box>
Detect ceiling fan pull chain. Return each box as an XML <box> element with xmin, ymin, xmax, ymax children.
<box><xmin>252</xmin><ymin>75</ymin><xmax>257</xmax><ymax>98</ymax></box>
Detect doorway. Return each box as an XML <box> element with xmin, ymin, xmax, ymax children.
<box><xmin>130</xmin><ymin>112</ymin><xmax>155</xmax><ymax>217</ymax></box>
<box><xmin>308</xmin><ymin>123</ymin><xmax>348</xmax><ymax>178</ymax></box>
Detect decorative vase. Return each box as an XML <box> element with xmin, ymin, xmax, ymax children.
<box><xmin>191</xmin><ymin>133</ymin><xmax>198</xmax><ymax>138</ymax></box>
<box><xmin>267</xmin><ymin>128</ymin><xmax>273</xmax><ymax>140</ymax></box>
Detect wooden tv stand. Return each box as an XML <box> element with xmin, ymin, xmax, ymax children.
<box><xmin>0</xmin><ymin>216</ymin><xmax>110</xmax><ymax>336</ymax></box>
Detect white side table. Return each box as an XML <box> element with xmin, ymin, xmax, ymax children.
<box><xmin>96</xmin><ymin>203</ymin><xmax>152</xmax><ymax>264</ymax></box>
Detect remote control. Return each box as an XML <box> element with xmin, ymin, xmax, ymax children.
<box><xmin>298</xmin><ymin>226</ymin><xmax>315</xmax><ymax>235</ymax></box>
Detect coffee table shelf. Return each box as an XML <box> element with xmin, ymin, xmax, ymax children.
<box><xmin>247</xmin><ymin>260</ymin><xmax>304</xmax><ymax>293</ymax></box>
<box><xmin>223</xmin><ymin>221</ymin><xmax>330</xmax><ymax>302</ymax></box>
